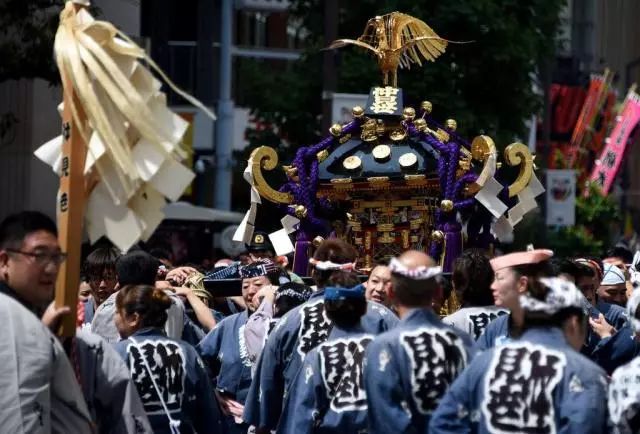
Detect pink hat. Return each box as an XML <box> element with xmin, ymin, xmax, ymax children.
<box><xmin>490</xmin><ymin>249</ymin><xmax>554</xmax><ymax>272</ymax></box>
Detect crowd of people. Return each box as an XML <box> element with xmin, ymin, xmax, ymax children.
<box><xmin>1</xmin><ymin>210</ymin><xmax>640</xmax><ymax>433</ymax></box>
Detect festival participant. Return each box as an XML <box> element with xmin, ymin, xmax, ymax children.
<box><xmin>92</xmin><ymin>250</ymin><xmax>187</xmax><ymax>343</ymax></box>
<box><xmin>79</xmin><ymin>246</ymin><xmax>120</xmax><ymax>328</ymax></box>
<box><xmin>443</xmin><ymin>249</ymin><xmax>507</xmax><ymax>339</ymax></box>
<box><xmin>198</xmin><ymin>258</ymin><xmax>286</xmax><ymax>434</ymax></box>
<box><xmin>598</xmin><ymin>263</ymin><xmax>628</xmax><ymax>307</ymax></box>
<box><xmin>114</xmin><ymin>284</ymin><xmax>220</xmax><ymax>434</ymax></box>
<box><xmin>245</xmin><ymin>231</ymin><xmax>275</xmax><ymax>261</ymax></box>
<box><xmin>430</xmin><ymin>277</ymin><xmax>608</xmax><ymax>433</ymax></box>
<box><xmin>572</xmin><ymin>257</ymin><xmax>639</xmax><ymax>373</ymax></box>
<box><xmin>243</xmin><ymin>281</ymin><xmax>313</xmax><ymax>367</ymax></box>
<box><xmin>278</xmin><ymin>273</ymin><xmax>374</xmax><ymax>433</ymax></box>
<box><xmin>475</xmin><ymin>249</ymin><xmax>553</xmax><ymax>350</ymax></box>
<box><xmin>609</xmin><ymin>289</ymin><xmax>640</xmax><ymax>433</ymax></box>
<box><xmin>364</xmin><ymin>251</ymin><xmax>475</xmax><ymax>434</ymax></box>
<box><xmin>363</xmin><ymin>263</ymin><xmax>392</xmax><ymax>308</ymax></box>
<box><xmin>243</xmin><ymin>239</ymin><xmax>398</xmax><ymax>434</ymax></box>
<box><xmin>75</xmin><ymin>328</ymin><xmax>153</xmax><ymax>433</ymax></box>
<box><xmin>0</xmin><ymin>211</ymin><xmax>94</xmax><ymax>432</ymax></box>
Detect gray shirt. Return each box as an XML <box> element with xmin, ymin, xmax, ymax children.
<box><xmin>0</xmin><ymin>292</ymin><xmax>92</xmax><ymax>433</ymax></box>
<box><xmin>92</xmin><ymin>290</ymin><xmax>185</xmax><ymax>343</ymax></box>
<box><xmin>442</xmin><ymin>306</ymin><xmax>509</xmax><ymax>340</ymax></box>
<box><xmin>75</xmin><ymin>329</ymin><xmax>152</xmax><ymax>433</ymax></box>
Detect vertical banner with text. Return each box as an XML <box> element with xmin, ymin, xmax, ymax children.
<box><xmin>588</xmin><ymin>89</ymin><xmax>640</xmax><ymax>194</ymax></box>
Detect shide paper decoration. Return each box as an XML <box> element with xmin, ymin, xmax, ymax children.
<box><xmin>35</xmin><ymin>1</ymin><xmax>215</xmax><ymax>252</ymax></box>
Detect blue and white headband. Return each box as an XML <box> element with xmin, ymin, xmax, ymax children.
<box><xmin>388</xmin><ymin>257</ymin><xmax>441</xmax><ymax>280</ymax></box>
<box><xmin>519</xmin><ymin>277</ymin><xmax>589</xmax><ymax>315</ymax></box>
<box><xmin>325</xmin><ymin>283</ymin><xmax>366</xmax><ymax>301</ymax></box>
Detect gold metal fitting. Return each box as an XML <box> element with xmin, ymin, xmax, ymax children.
<box><xmin>413</xmin><ymin>118</ymin><xmax>427</xmax><ymax>132</ymax></box>
<box><xmin>283</xmin><ymin>165</ymin><xmax>298</xmax><ymax>178</ymax></box>
<box><xmin>316</xmin><ymin>149</ymin><xmax>329</xmax><ymax>162</ymax></box>
<box><xmin>352</xmin><ymin>106</ymin><xmax>364</xmax><ymax>118</ymax></box>
<box><xmin>329</xmin><ymin>123</ymin><xmax>343</xmax><ymax>137</ymax></box>
<box><xmin>389</xmin><ymin>129</ymin><xmax>407</xmax><ymax>141</ymax></box>
<box><xmin>343</xmin><ymin>155</ymin><xmax>362</xmax><ymax>170</ymax></box>
<box><xmin>402</xmin><ymin>107</ymin><xmax>416</xmax><ymax>121</ymax></box>
<box><xmin>421</xmin><ymin>101</ymin><xmax>433</xmax><ymax>114</ymax></box>
<box><xmin>312</xmin><ymin>236</ymin><xmax>325</xmax><ymax>247</ymax></box>
<box><xmin>431</xmin><ymin>230</ymin><xmax>445</xmax><ymax>244</ymax></box>
<box><xmin>399</xmin><ymin>153</ymin><xmax>418</xmax><ymax>168</ymax></box>
<box><xmin>440</xmin><ymin>199</ymin><xmax>454</xmax><ymax>212</ymax></box>
<box><xmin>372</xmin><ymin>144</ymin><xmax>391</xmax><ymax>161</ymax></box>
<box><xmin>294</xmin><ymin>205</ymin><xmax>308</xmax><ymax>219</ymax></box>
<box><xmin>445</xmin><ymin>119</ymin><xmax>457</xmax><ymax>131</ymax></box>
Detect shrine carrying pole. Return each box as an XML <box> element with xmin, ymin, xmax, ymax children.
<box><xmin>55</xmin><ymin>1</ymin><xmax>89</xmax><ymax>337</ymax></box>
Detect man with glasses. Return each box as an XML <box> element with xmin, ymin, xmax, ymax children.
<box><xmin>0</xmin><ymin>211</ymin><xmax>93</xmax><ymax>432</ymax></box>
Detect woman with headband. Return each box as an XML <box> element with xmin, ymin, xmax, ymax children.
<box><xmin>431</xmin><ymin>277</ymin><xmax>608</xmax><ymax>433</ymax></box>
<box><xmin>243</xmin><ymin>239</ymin><xmax>398</xmax><ymax>434</ymax></box>
<box><xmin>475</xmin><ymin>249</ymin><xmax>553</xmax><ymax>351</ymax></box>
<box><xmin>609</xmin><ymin>290</ymin><xmax>640</xmax><ymax>433</ymax></box>
<box><xmin>278</xmin><ymin>272</ymin><xmax>373</xmax><ymax>434</ymax></box>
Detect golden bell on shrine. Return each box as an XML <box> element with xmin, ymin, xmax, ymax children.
<box><xmin>402</xmin><ymin>107</ymin><xmax>416</xmax><ymax>121</ymax></box>
<box><xmin>440</xmin><ymin>199</ymin><xmax>454</xmax><ymax>212</ymax></box>
<box><xmin>445</xmin><ymin>119</ymin><xmax>457</xmax><ymax>131</ymax></box>
<box><xmin>413</xmin><ymin>118</ymin><xmax>427</xmax><ymax>132</ymax></box>
<box><xmin>294</xmin><ymin>205</ymin><xmax>308</xmax><ymax>219</ymax></box>
<box><xmin>431</xmin><ymin>230</ymin><xmax>445</xmax><ymax>244</ymax></box>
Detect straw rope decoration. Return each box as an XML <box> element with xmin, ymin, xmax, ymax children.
<box><xmin>37</xmin><ymin>1</ymin><xmax>216</xmax><ymax>251</ymax></box>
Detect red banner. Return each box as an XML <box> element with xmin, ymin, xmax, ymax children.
<box><xmin>567</xmin><ymin>72</ymin><xmax>611</xmax><ymax>168</ymax></box>
<box><xmin>588</xmin><ymin>89</ymin><xmax>640</xmax><ymax>194</ymax></box>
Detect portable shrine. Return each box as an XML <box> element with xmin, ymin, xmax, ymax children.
<box><xmin>237</xmin><ymin>12</ymin><xmax>544</xmax><ymax>277</ymax></box>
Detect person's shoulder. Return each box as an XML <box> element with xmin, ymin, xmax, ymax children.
<box><xmin>0</xmin><ymin>293</ymin><xmax>51</xmax><ymax>336</ymax></box>
<box><xmin>612</xmin><ymin>356</ymin><xmax>640</xmax><ymax>382</ymax></box>
<box><xmin>485</xmin><ymin>312</ymin><xmax>510</xmax><ymax>329</ymax></box>
<box><xmin>366</xmin><ymin>300</ymin><xmax>396</xmax><ymax>318</ymax></box>
<box><xmin>94</xmin><ymin>291</ymin><xmax>118</xmax><ymax>314</ymax></box>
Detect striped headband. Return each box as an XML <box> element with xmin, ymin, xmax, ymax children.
<box><xmin>388</xmin><ymin>257</ymin><xmax>441</xmax><ymax>280</ymax></box>
<box><xmin>309</xmin><ymin>257</ymin><xmax>356</xmax><ymax>271</ymax></box>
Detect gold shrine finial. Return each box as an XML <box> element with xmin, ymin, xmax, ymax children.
<box><xmin>327</xmin><ymin>12</ymin><xmax>448</xmax><ymax>87</ymax></box>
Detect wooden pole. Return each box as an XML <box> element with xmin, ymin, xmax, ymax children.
<box><xmin>55</xmin><ymin>3</ymin><xmax>88</xmax><ymax>337</ymax></box>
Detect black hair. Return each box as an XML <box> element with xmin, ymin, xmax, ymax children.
<box><xmin>83</xmin><ymin>246</ymin><xmax>120</xmax><ymax>280</ymax></box>
<box><xmin>0</xmin><ymin>211</ymin><xmax>57</xmax><ymax>249</ymax></box>
<box><xmin>116</xmin><ymin>251</ymin><xmax>160</xmax><ymax>286</ymax></box>
<box><xmin>311</xmin><ymin>239</ymin><xmax>358</xmax><ymax>288</ymax></box>
<box><xmin>149</xmin><ymin>247</ymin><xmax>172</xmax><ymax>263</ymax></box>
<box><xmin>452</xmin><ymin>248</ymin><xmax>494</xmax><ymax>307</ymax></box>
<box><xmin>116</xmin><ymin>284</ymin><xmax>172</xmax><ymax>329</ymax></box>
<box><xmin>274</xmin><ymin>281</ymin><xmax>312</xmax><ymax>318</ymax></box>
<box><xmin>324</xmin><ymin>271</ymin><xmax>366</xmax><ymax>328</ymax></box>
<box><xmin>548</xmin><ymin>257</ymin><xmax>588</xmax><ymax>282</ymax></box>
<box><xmin>606</xmin><ymin>245</ymin><xmax>634</xmax><ymax>264</ymax></box>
